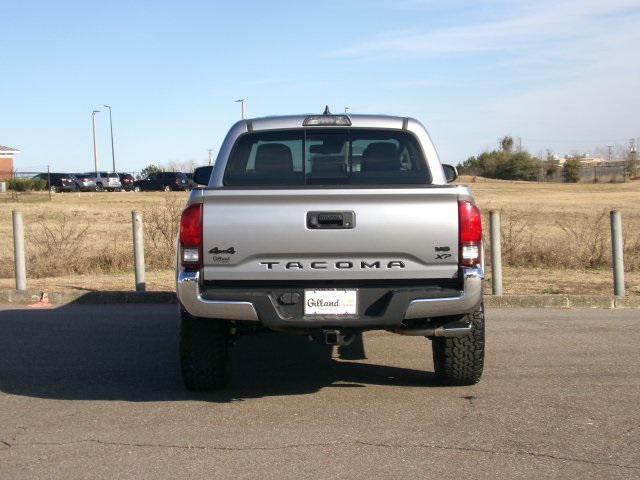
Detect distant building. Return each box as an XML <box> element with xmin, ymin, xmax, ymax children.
<box><xmin>578</xmin><ymin>156</ymin><xmax>606</xmax><ymax>166</ymax></box>
<box><xmin>560</xmin><ymin>154</ymin><xmax>606</xmax><ymax>166</ymax></box>
<box><xmin>0</xmin><ymin>145</ymin><xmax>20</xmax><ymax>181</ymax></box>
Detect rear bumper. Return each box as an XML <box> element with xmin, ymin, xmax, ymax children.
<box><xmin>404</xmin><ymin>268</ymin><xmax>483</xmax><ymax>319</ymax></box>
<box><xmin>176</xmin><ymin>268</ymin><xmax>483</xmax><ymax>329</ymax></box>
<box><xmin>176</xmin><ymin>270</ymin><xmax>259</xmax><ymax>321</ymax></box>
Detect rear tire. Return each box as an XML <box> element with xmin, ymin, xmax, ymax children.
<box><xmin>180</xmin><ymin>309</ymin><xmax>229</xmax><ymax>391</ymax></box>
<box><xmin>95</xmin><ymin>183</ymin><xmax>104</xmax><ymax>192</ymax></box>
<box><xmin>164</xmin><ymin>185</ymin><xmax>171</xmax><ymax>192</ymax></box>
<box><xmin>432</xmin><ymin>304</ymin><xmax>485</xmax><ymax>386</ymax></box>
<box><xmin>133</xmin><ymin>186</ymin><xmax>141</xmax><ymax>192</ymax></box>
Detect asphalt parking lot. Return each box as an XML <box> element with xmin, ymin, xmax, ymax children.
<box><xmin>0</xmin><ymin>305</ymin><xmax>638</xmax><ymax>479</ymax></box>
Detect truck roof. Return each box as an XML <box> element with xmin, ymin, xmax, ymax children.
<box><xmin>243</xmin><ymin>114</ymin><xmax>416</xmax><ymax>132</ymax></box>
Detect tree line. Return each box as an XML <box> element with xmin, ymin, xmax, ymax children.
<box><xmin>457</xmin><ymin>135</ymin><xmax>636</xmax><ymax>182</ymax></box>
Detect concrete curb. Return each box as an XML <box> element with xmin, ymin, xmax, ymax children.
<box><xmin>0</xmin><ymin>289</ymin><xmax>639</xmax><ymax>309</ymax></box>
<box><xmin>485</xmin><ymin>295</ymin><xmax>640</xmax><ymax>308</ymax></box>
<box><xmin>0</xmin><ymin>289</ymin><xmax>176</xmax><ymax>306</ymax></box>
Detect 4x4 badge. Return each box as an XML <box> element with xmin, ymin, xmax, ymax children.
<box><xmin>209</xmin><ymin>247</ymin><xmax>236</xmax><ymax>255</ymax></box>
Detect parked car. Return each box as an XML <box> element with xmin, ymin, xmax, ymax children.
<box><xmin>176</xmin><ymin>112</ymin><xmax>484</xmax><ymax>391</ymax></box>
<box><xmin>72</xmin><ymin>173</ymin><xmax>97</xmax><ymax>191</ymax></box>
<box><xmin>132</xmin><ymin>172</ymin><xmax>190</xmax><ymax>192</ymax></box>
<box><xmin>32</xmin><ymin>173</ymin><xmax>78</xmax><ymax>193</ymax></box>
<box><xmin>185</xmin><ymin>172</ymin><xmax>197</xmax><ymax>189</ymax></box>
<box><xmin>118</xmin><ymin>173</ymin><xmax>135</xmax><ymax>191</ymax></box>
<box><xmin>84</xmin><ymin>172</ymin><xmax>122</xmax><ymax>191</ymax></box>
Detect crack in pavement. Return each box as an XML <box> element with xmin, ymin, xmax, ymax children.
<box><xmin>1</xmin><ymin>437</ymin><xmax>639</xmax><ymax>471</ymax></box>
<box><xmin>354</xmin><ymin>440</ymin><xmax>640</xmax><ymax>471</ymax></box>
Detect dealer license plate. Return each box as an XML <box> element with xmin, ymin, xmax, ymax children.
<box><xmin>304</xmin><ymin>289</ymin><xmax>357</xmax><ymax>315</ymax></box>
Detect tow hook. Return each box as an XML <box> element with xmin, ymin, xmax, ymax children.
<box><xmin>323</xmin><ymin>329</ymin><xmax>354</xmax><ymax>346</ymax></box>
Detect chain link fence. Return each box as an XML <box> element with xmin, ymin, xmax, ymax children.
<box><xmin>579</xmin><ymin>163</ymin><xmax>627</xmax><ymax>183</ymax></box>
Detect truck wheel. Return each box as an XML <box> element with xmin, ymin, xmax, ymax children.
<box><xmin>180</xmin><ymin>309</ymin><xmax>229</xmax><ymax>391</ymax></box>
<box><xmin>431</xmin><ymin>304</ymin><xmax>485</xmax><ymax>386</ymax></box>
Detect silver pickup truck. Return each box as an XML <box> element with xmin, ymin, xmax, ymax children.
<box><xmin>176</xmin><ymin>111</ymin><xmax>485</xmax><ymax>390</ymax></box>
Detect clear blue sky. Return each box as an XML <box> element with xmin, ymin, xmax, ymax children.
<box><xmin>2</xmin><ymin>0</ymin><xmax>639</xmax><ymax>172</ymax></box>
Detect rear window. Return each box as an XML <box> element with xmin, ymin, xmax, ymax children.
<box><xmin>224</xmin><ymin>129</ymin><xmax>429</xmax><ymax>186</ymax></box>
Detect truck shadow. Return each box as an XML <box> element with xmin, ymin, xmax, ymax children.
<box><xmin>0</xmin><ymin>301</ymin><xmax>439</xmax><ymax>403</ymax></box>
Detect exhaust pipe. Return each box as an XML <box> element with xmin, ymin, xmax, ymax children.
<box><xmin>390</xmin><ymin>323</ymin><xmax>472</xmax><ymax>337</ymax></box>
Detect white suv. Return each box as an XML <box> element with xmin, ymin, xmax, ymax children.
<box><xmin>85</xmin><ymin>171</ymin><xmax>122</xmax><ymax>192</ymax></box>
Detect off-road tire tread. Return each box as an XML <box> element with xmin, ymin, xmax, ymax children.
<box><xmin>432</xmin><ymin>304</ymin><xmax>485</xmax><ymax>386</ymax></box>
<box><xmin>180</xmin><ymin>310</ymin><xmax>229</xmax><ymax>391</ymax></box>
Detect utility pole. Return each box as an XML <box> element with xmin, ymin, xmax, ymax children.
<box><xmin>603</xmin><ymin>144</ymin><xmax>613</xmax><ymax>183</ymax></box>
<box><xmin>630</xmin><ymin>138</ymin><xmax>637</xmax><ymax>178</ymax></box>
<box><xmin>92</xmin><ymin>110</ymin><xmax>100</xmax><ymax>174</ymax></box>
<box><xmin>103</xmin><ymin>105</ymin><xmax>116</xmax><ymax>172</ymax></box>
<box><xmin>517</xmin><ymin>137</ymin><xmax>522</xmax><ymax>152</ymax></box>
<box><xmin>208</xmin><ymin>149</ymin><xmax>214</xmax><ymax>166</ymax></box>
<box><xmin>235</xmin><ymin>99</ymin><xmax>245</xmax><ymax>119</ymax></box>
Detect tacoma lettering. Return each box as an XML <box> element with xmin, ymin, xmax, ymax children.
<box><xmin>259</xmin><ymin>260</ymin><xmax>406</xmax><ymax>270</ymax></box>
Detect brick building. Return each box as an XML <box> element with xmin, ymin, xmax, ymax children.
<box><xmin>0</xmin><ymin>145</ymin><xmax>20</xmax><ymax>180</ymax></box>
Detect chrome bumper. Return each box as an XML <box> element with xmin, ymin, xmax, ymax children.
<box><xmin>176</xmin><ymin>267</ymin><xmax>483</xmax><ymax>323</ymax></box>
<box><xmin>176</xmin><ymin>270</ymin><xmax>259</xmax><ymax>321</ymax></box>
<box><xmin>403</xmin><ymin>267</ymin><xmax>484</xmax><ymax>319</ymax></box>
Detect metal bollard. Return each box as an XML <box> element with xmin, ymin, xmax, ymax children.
<box><xmin>610</xmin><ymin>210</ymin><xmax>625</xmax><ymax>297</ymax></box>
<box><xmin>132</xmin><ymin>211</ymin><xmax>146</xmax><ymax>292</ymax></box>
<box><xmin>489</xmin><ymin>210</ymin><xmax>503</xmax><ymax>295</ymax></box>
<box><xmin>12</xmin><ymin>210</ymin><xmax>27</xmax><ymax>291</ymax></box>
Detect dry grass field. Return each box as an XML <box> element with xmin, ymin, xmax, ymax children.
<box><xmin>1</xmin><ymin>178</ymin><xmax>639</xmax><ymax>296</ymax></box>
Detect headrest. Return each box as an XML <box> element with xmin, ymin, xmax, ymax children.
<box><xmin>362</xmin><ymin>142</ymin><xmax>400</xmax><ymax>172</ymax></box>
<box><xmin>255</xmin><ymin>143</ymin><xmax>293</xmax><ymax>174</ymax></box>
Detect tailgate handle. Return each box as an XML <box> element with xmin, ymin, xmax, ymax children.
<box><xmin>307</xmin><ymin>211</ymin><xmax>355</xmax><ymax>229</ymax></box>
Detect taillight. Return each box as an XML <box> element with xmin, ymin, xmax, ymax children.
<box><xmin>459</xmin><ymin>200</ymin><xmax>482</xmax><ymax>267</ymax></box>
<box><xmin>180</xmin><ymin>203</ymin><xmax>203</xmax><ymax>269</ymax></box>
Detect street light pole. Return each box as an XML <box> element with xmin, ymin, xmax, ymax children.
<box><xmin>235</xmin><ymin>99</ymin><xmax>245</xmax><ymax>119</ymax></box>
<box><xmin>92</xmin><ymin>110</ymin><xmax>100</xmax><ymax>174</ymax></box>
<box><xmin>103</xmin><ymin>105</ymin><xmax>116</xmax><ymax>172</ymax></box>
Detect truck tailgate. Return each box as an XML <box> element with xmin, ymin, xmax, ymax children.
<box><xmin>200</xmin><ymin>188</ymin><xmax>460</xmax><ymax>281</ymax></box>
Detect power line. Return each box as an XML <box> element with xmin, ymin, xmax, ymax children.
<box><xmin>521</xmin><ymin>138</ymin><xmax>630</xmax><ymax>145</ymax></box>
